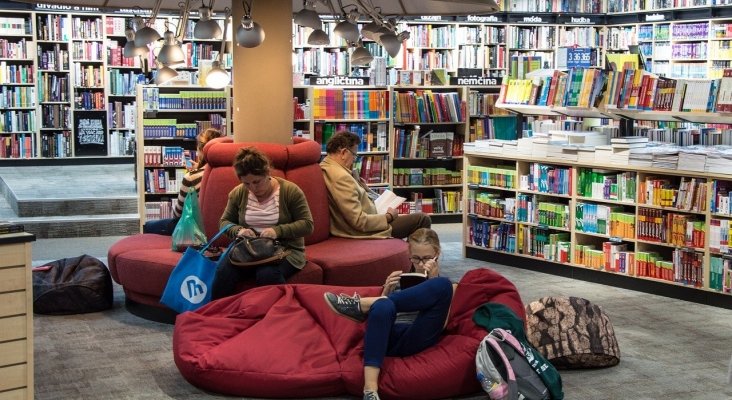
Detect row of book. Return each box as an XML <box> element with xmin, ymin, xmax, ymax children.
<box><xmin>576</xmin><ymin>168</ymin><xmax>637</xmax><ymax>203</ymax></box>
<box><xmin>143</xmin><ymin>168</ymin><xmax>186</xmax><ymax>195</ymax></box>
<box><xmin>497</xmin><ymin>67</ymin><xmax>732</xmax><ymax>113</ymax></box>
<box><xmin>142</xmin><ymin>88</ymin><xmax>228</xmax><ymax>110</ymax></box>
<box><xmin>144</xmin><ymin>200</ymin><xmax>175</xmax><ymax>222</ymax></box>
<box><xmin>38</xmin><ymin>45</ymin><xmax>69</xmax><ymax>71</ymax></box>
<box><xmin>393</xmin><ymin>90</ymin><xmax>463</xmax><ymax>124</ymax></box>
<box><xmin>40</xmin><ymin>131</ymin><xmax>71</xmax><ymax>158</ymax></box>
<box><xmin>0</xmin><ymin>62</ymin><xmax>34</xmax><ymax>84</ymax></box>
<box><xmin>1</xmin><ymin>110</ymin><xmax>35</xmax><ymax>133</ymax></box>
<box><xmin>467</xmin><ymin>192</ymin><xmax>514</xmax><ymax>221</ymax></box>
<box><xmin>311</xmin><ymin>89</ymin><xmax>388</xmax><ymax>120</ymax></box>
<box><xmin>575</xmin><ymin>202</ymin><xmax>635</xmax><ymax>239</ymax></box>
<box><xmin>520</xmin><ymin>163</ymin><xmax>572</xmax><ymax>195</ymax></box>
<box><xmin>311</xmin><ymin>122</ymin><xmax>387</xmax><ymax>153</ymax></box>
<box><xmin>0</xmin><ymin>133</ymin><xmax>34</xmax><ymax>159</ymax></box>
<box><xmin>638</xmin><ymin>176</ymin><xmax>708</xmax><ymax>212</ymax></box>
<box><xmin>71</xmin><ymin>41</ymin><xmax>104</xmax><ymax>62</ymax></box>
<box><xmin>142</xmin><ymin>146</ymin><xmax>191</xmax><ymax>168</ymax></box>
<box><xmin>0</xmin><ymin>86</ymin><xmax>35</xmax><ymax>108</ymax></box>
<box><xmin>0</xmin><ymin>38</ymin><xmax>27</xmax><ymax>60</ymax></box>
<box><xmin>393</xmin><ymin>129</ymin><xmax>461</xmax><ymax>159</ymax></box>
<box><xmin>38</xmin><ymin>73</ymin><xmax>68</xmax><ymax>102</ymax></box>
<box><xmin>466</xmin><ymin>165</ymin><xmax>517</xmax><ymax>189</ymax></box>
<box><xmin>75</xmin><ymin>90</ymin><xmax>105</xmax><ymax>110</ymax></box>
<box><xmin>40</xmin><ymin>104</ymin><xmax>69</xmax><ymax>129</ymax></box>
<box><xmin>469</xmin><ymin>115</ymin><xmax>518</xmax><ymax>142</ymax></box>
<box><xmin>353</xmin><ymin>155</ymin><xmax>388</xmax><ymax>185</ymax></box>
<box><xmin>392</xmin><ymin>167</ymin><xmax>461</xmax><ymax>187</ymax></box>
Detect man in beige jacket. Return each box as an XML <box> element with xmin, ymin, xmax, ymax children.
<box><xmin>320</xmin><ymin>131</ymin><xmax>431</xmax><ymax>239</ymax></box>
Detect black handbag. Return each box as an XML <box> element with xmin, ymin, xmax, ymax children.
<box><xmin>228</xmin><ymin>236</ymin><xmax>291</xmax><ymax>267</ymax></box>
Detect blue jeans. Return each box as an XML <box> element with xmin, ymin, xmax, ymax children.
<box><xmin>363</xmin><ymin>276</ymin><xmax>453</xmax><ymax>368</ymax></box>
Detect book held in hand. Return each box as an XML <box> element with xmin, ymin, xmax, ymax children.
<box><xmin>374</xmin><ymin>189</ymin><xmax>406</xmax><ymax>214</ymax></box>
<box><xmin>399</xmin><ymin>272</ymin><xmax>427</xmax><ymax>289</ymax></box>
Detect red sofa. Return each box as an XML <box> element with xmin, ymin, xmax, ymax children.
<box><xmin>173</xmin><ymin>268</ymin><xmax>525</xmax><ymax>399</ymax></box>
<box><xmin>108</xmin><ymin>139</ymin><xmax>410</xmax><ymax>321</ymax></box>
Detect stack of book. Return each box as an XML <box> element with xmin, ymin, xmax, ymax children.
<box><xmin>677</xmin><ymin>147</ymin><xmax>709</xmax><ymax>172</ymax></box>
<box><xmin>705</xmin><ymin>148</ymin><xmax>732</xmax><ymax>174</ymax></box>
<box><xmin>652</xmin><ymin>148</ymin><xmax>680</xmax><ymax>170</ymax></box>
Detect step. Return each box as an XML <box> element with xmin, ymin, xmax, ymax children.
<box><xmin>0</xmin><ymin>164</ymin><xmax>140</xmax><ymax>238</ymax></box>
<box><xmin>17</xmin><ymin>214</ymin><xmax>140</xmax><ymax>238</ymax></box>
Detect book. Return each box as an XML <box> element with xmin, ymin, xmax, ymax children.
<box><xmin>399</xmin><ymin>272</ymin><xmax>428</xmax><ymax>289</ymax></box>
<box><xmin>374</xmin><ymin>189</ymin><xmax>406</xmax><ymax>214</ymax></box>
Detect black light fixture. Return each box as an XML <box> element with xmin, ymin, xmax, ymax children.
<box><xmin>236</xmin><ymin>0</ymin><xmax>265</xmax><ymax>48</ymax></box>
<box><xmin>293</xmin><ymin>0</ymin><xmax>321</xmax><ymax>30</ymax></box>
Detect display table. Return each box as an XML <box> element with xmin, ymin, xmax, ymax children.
<box><xmin>0</xmin><ymin>232</ymin><xmax>35</xmax><ymax>400</ymax></box>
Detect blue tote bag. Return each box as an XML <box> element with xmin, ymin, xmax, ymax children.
<box><xmin>160</xmin><ymin>223</ymin><xmax>234</xmax><ymax>313</ymax></box>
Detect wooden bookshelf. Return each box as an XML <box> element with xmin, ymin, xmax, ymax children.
<box><xmin>463</xmin><ymin>149</ymin><xmax>732</xmax><ymax>304</ymax></box>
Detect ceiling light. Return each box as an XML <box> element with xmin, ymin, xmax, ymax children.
<box><xmin>123</xmin><ymin>27</ymin><xmax>149</xmax><ymax>58</ymax></box>
<box><xmin>194</xmin><ymin>3</ymin><xmax>222</xmax><ymax>39</ymax></box>
<box><xmin>333</xmin><ymin>10</ymin><xmax>360</xmax><ymax>43</ymax></box>
<box><xmin>236</xmin><ymin>0</ymin><xmax>265</xmax><ymax>48</ymax></box>
<box><xmin>157</xmin><ymin>29</ymin><xmax>185</xmax><ymax>65</ymax></box>
<box><xmin>293</xmin><ymin>1</ymin><xmax>321</xmax><ymax>30</ymax></box>
<box><xmin>307</xmin><ymin>29</ymin><xmax>330</xmax><ymax>45</ymax></box>
<box><xmin>360</xmin><ymin>21</ymin><xmax>382</xmax><ymax>41</ymax></box>
<box><xmin>379</xmin><ymin>32</ymin><xmax>402</xmax><ymax>58</ymax></box>
<box><xmin>205</xmin><ymin>8</ymin><xmax>231</xmax><ymax>88</ymax></box>
<box><xmin>133</xmin><ymin>0</ymin><xmax>163</xmax><ymax>47</ymax></box>
<box><xmin>351</xmin><ymin>46</ymin><xmax>373</xmax><ymax>66</ymax></box>
<box><xmin>155</xmin><ymin>65</ymin><xmax>178</xmax><ymax>85</ymax></box>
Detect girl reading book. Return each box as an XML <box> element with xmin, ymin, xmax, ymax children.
<box><xmin>323</xmin><ymin>228</ymin><xmax>454</xmax><ymax>400</ymax></box>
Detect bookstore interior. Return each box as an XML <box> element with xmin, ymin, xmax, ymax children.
<box><xmin>1</xmin><ymin>0</ymin><xmax>732</xmax><ymax>308</ymax></box>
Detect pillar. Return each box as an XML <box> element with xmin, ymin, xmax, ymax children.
<box><xmin>231</xmin><ymin>0</ymin><xmax>293</xmax><ymax>143</ymax></box>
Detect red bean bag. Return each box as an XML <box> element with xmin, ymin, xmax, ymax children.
<box><xmin>173</xmin><ymin>267</ymin><xmax>524</xmax><ymax>399</ymax></box>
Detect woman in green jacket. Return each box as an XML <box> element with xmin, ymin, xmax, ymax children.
<box><xmin>211</xmin><ymin>147</ymin><xmax>314</xmax><ymax>299</ymax></box>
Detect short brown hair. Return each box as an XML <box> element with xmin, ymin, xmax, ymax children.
<box><xmin>325</xmin><ymin>131</ymin><xmax>361</xmax><ymax>154</ymax></box>
<box><xmin>233</xmin><ymin>147</ymin><xmax>271</xmax><ymax>177</ymax></box>
<box><xmin>197</xmin><ymin>128</ymin><xmax>224</xmax><ymax>152</ymax></box>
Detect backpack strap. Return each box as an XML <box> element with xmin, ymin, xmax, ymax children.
<box><xmin>484</xmin><ymin>333</ymin><xmax>519</xmax><ymax>400</ymax></box>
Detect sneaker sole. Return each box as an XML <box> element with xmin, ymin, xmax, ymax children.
<box><xmin>323</xmin><ymin>292</ymin><xmax>365</xmax><ymax>323</ymax></box>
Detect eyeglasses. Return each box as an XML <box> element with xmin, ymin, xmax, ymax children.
<box><xmin>409</xmin><ymin>256</ymin><xmax>437</xmax><ymax>265</ymax></box>
<box><xmin>345</xmin><ymin>148</ymin><xmax>358</xmax><ymax>157</ymax></box>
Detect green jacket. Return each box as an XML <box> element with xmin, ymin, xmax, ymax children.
<box><xmin>473</xmin><ymin>303</ymin><xmax>564</xmax><ymax>400</ymax></box>
<box><xmin>219</xmin><ymin>177</ymin><xmax>314</xmax><ymax>269</ymax></box>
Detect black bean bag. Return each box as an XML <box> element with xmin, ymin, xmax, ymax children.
<box><xmin>32</xmin><ymin>255</ymin><xmax>113</xmax><ymax>315</ymax></box>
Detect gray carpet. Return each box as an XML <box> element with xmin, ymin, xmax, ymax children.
<box><xmin>32</xmin><ymin>229</ymin><xmax>732</xmax><ymax>399</ymax></box>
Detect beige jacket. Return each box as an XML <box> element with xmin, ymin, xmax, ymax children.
<box><xmin>320</xmin><ymin>155</ymin><xmax>391</xmax><ymax>239</ymax></box>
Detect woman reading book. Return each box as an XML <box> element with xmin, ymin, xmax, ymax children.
<box><xmin>323</xmin><ymin>228</ymin><xmax>454</xmax><ymax>400</ymax></box>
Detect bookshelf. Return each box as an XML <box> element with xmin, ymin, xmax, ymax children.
<box><xmin>0</xmin><ymin>10</ymin><xmax>35</xmax><ymax>159</ymax></box>
<box><xmin>463</xmin><ymin>150</ymin><xmax>732</xmax><ymax>303</ymax></box>
<box><xmin>0</xmin><ymin>7</ymin><xmax>232</xmax><ymax>161</ymax></box>
<box><xmin>390</xmin><ymin>85</ymin><xmax>466</xmax><ymax>219</ymax></box>
<box><xmin>135</xmin><ymin>84</ymin><xmax>232</xmax><ymax>227</ymax></box>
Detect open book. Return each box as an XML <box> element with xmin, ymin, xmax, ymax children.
<box><xmin>399</xmin><ymin>272</ymin><xmax>427</xmax><ymax>289</ymax></box>
<box><xmin>374</xmin><ymin>189</ymin><xmax>406</xmax><ymax>214</ymax></box>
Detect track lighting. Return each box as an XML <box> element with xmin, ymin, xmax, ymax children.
<box><xmin>307</xmin><ymin>29</ymin><xmax>330</xmax><ymax>46</ymax></box>
<box><xmin>236</xmin><ymin>0</ymin><xmax>265</xmax><ymax>48</ymax></box>
<box><xmin>350</xmin><ymin>44</ymin><xmax>373</xmax><ymax>66</ymax></box>
<box><xmin>157</xmin><ymin>27</ymin><xmax>185</xmax><ymax>65</ymax></box>
<box><xmin>333</xmin><ymin>9</ymin><xmax>360</xmax><ymax>43</ymax></box>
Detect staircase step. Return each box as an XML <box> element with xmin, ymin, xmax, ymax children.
<box><xmin>12</xmin><ymin>196</ymin><xmax>138</xmax><ymax>217</ymax></box>
<box><xmin>0</xmin><ymin>163</ymin><xmax>140</xmax><ymax>239</ymax></box>
<box><xmin>11</xmin><ymin>214</ymin><xmax>140</xmax><ymax>238</ymax></box>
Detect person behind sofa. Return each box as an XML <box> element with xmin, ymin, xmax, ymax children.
<box><xmin>211</xmin><ymin>146</ymin><xmax>314</xmax><ymax>299</ymax></box>
<box><xmin>143</xmin><ymin>127</ymin><xmax>225</xmax><ymax>235</ymax></box>
<box><xmin>323</xmin><ymin>228</ymin><xmax>454</xmax><ymax>400</ymax></box>
<box><xmin>320</xmin><ymin>131</ymin><xmax>431</xmax><ymax>239</ymax></box>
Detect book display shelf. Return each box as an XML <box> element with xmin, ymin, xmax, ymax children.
<box><xmin>463</xmin><ymin>150</ymin><xmax>732</xmax><ymax>306</ymax></box>
<box><xmin>135</xmin><ymin>84</ymin><xmax>231</xmax><ymax>226</ymax></box>
<box><xmin>0</xmin><ymin>6</ymin><xmax>231</xmax><ymax>161</ymax></box>
<box><xmin>390</xmin><ymin>85</ymin><xmax>466</xmax><ymax>220</ymax></box>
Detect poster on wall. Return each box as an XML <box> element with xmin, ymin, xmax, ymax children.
<box><xmin>73</xmin><ymin>111</ymin><xmax>108</xmax><ymax>157</ymax></box>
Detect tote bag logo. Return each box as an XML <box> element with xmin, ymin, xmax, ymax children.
<box><xmin>180</xmin><ymin>275</ymin><xmax>208</xmax><ymax>304</ymax></box>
